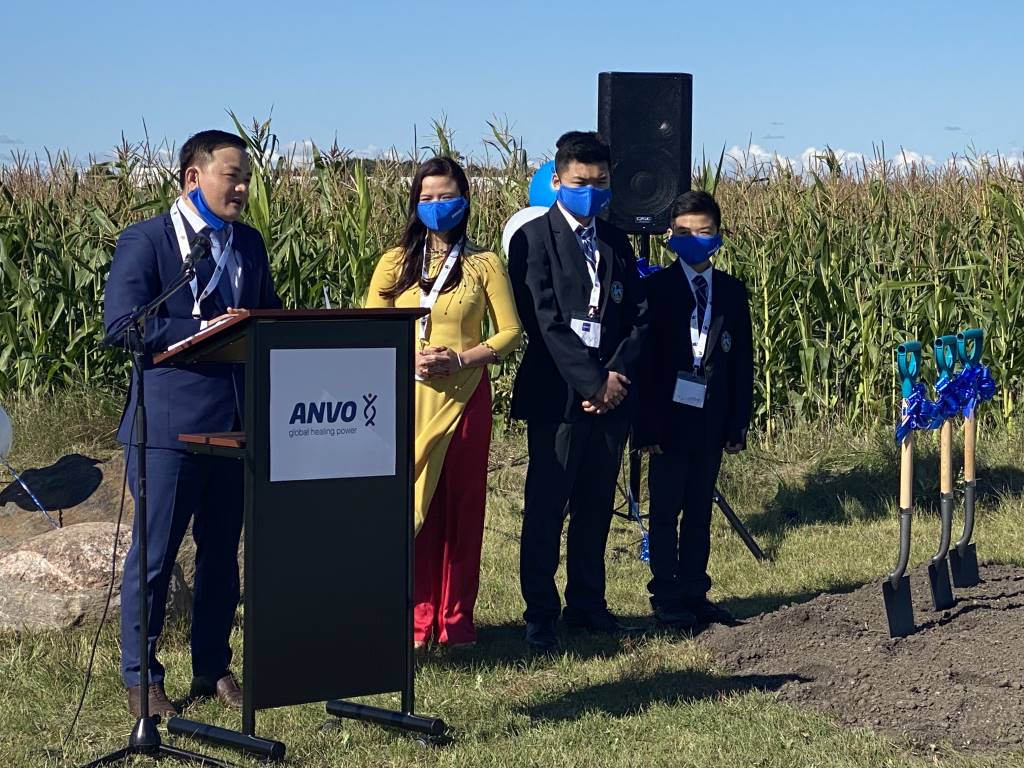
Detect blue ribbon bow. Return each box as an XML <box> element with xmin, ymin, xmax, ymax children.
<box><xmin>636</xmin><ymin>258</ymin><xmax>662</xmax><ymax>277</ymax></box>
<box><xmin>894</xmin><ymin>367</ymin><xmax>998</xmax><ymax>443</ymax></box>
<box><xmin>895</xmin><ymin>382</ymin><xmax>939</xmax><ymax>444</ymax></box>
<box><xmin>956</xmin><ymin>365</ymin><xmax>997</xmax><ymax>417</ymax></box>
<box><xmin>930</xmin><ymin>375</ymin><xmax>962</xmax><ymax>428</ymax></box>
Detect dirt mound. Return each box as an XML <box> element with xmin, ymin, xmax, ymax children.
<box><xmin>701</xmin><ymin>563</ymin><xmax>1024</xmax><ymax>753</ymax></box>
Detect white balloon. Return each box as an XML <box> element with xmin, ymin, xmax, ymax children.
<box><xmin>0</xmin><ymin>405</ymin><xmax>11</xmax><ymax>459</ymax></box>
<box><xmin>501</xmin><ymin>206</ymin><xmax>549</xmax><ymax>257</ymax></box>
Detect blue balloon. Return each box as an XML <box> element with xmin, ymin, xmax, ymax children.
<box><xmin>528</xmin><ymin>160</ymin><xmax>557</xmax><ymax>207</ymax></box>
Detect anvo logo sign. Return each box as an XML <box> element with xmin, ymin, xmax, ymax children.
<box><xmin>288</xmin><ymin>394</ymin><xmax>379</xmax><ymax>427</ymax></box>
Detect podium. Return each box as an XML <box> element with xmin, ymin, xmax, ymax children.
<box><xmin>154</xmin><ymin>309</ymin><xmax>444</xmax><ymax>759</ymax></box>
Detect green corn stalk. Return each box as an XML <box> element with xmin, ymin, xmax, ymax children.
<box><xmin>2</xmin><ymin>116</ymin><xmax>1023</xmax><ymax>429</ymax></box>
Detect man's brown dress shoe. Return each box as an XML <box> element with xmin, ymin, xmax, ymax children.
<box><xmin>189</xmin><ymin>673</ymin><xmax>244</xmax><ymax>708</ymax></box>
<box><xmin>127</xmin><ymin>683</ymin><xmax>178</xmax><ymax>721</ymax></box>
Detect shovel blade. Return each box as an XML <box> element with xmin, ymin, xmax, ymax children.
<box><xmin>950</xmin><ymin>544</ymin><xmax>980</xmax><ymax>588</ymax></box>
<box><xmin>928</xmin><ymin>559</ymin><xmax>955</xmax><ymax>610</ymax></box>
<box><xmin>882</xmin><ymin>577</ymin><xmax>915</xmax><ymax>637</ymax></box>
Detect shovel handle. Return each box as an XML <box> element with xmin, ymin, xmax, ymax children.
<box><xmin>897</xmin><ymin>341</ymin><xmax>922</xmax><ymax>398</ymax></box>
<box><xmin>891</xmin><ymin>433</ymin><xmax>915</xmax><ymax>586</ymax></box>
<box><xmin>956</xmin><ymin>479</ymin><xmax>977</xmax><ymax>556</ymax></box>
<box><xmin>940</xmin><ymin>420</ymin><xmax>953</xmax><ymax>494</ymax></box>
<box><xmin>933</xmin><ymin>491</ymin><xmax>954</xmax><ymax>564</ymax></box>
<box><xmin>934</xmin><ymin>335</ymin><xmax>959</xmax><ymax>380</ymax></box>
<box><xmin>957</xmin><ymin>328</ymin><xmax>984</xmax><ymax>368</ymax></box>
<box><xmin>964</xmin><ymin>412</ymin><xmax>977</xmax><ymax>482</ymax></box>
<box><xmin>899</xmin><ymin>433</ymin><xmax>914</xmax><ymax>509</ymax></box>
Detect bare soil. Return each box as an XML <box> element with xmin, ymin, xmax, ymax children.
<box><xmin>702</xmin><ymin>563</ymin><xmax>1024</xmax><ymax>753</ymax></box>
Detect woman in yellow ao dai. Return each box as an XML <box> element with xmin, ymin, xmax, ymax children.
<box><xmin>365</xmin><ymin>157</ymin><xmax>521</xmax><ymax>648</ymax></box>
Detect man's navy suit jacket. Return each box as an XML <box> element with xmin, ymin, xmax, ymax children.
<box><xmin>103</xmin><ymin>211</ymin><xmax>282</xmax><ymax>450</ymax></box>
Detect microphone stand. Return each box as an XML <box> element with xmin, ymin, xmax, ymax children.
<box><xmin>84</xmin><ymin>250</ymin><xmax>233</xmax><ymax>768</ymax></box>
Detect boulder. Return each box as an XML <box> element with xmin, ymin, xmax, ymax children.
<box><xmin>0</xmin><ymin>521</ymin><xmax>190</xmax><ymax>632</ymax></box>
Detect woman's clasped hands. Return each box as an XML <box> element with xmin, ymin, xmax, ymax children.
<box><xmin>416</xmin><ymin>345</ymin><xmax>462</xmax><ymax>379</ymax></box>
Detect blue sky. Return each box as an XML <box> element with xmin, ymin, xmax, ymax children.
<box><xmin>3</xmin><ymin>0</ymin><xmax>1022</xmax><ymax>167</ymax></box>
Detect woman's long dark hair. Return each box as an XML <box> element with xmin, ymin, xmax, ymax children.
<box><xmin>379</xmin><ymin>156</ymin><xmax>472</xmax><ymax>300</ymax></box>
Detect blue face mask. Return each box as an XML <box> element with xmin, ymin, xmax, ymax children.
<box><xmin>667</xmin><ymin>233</ymin><xmax>723</xmax><ymax>265</ymax></box>
<box><xmin>556</xmin><ymin>184</ymin><xmax>612</xmax><ymax>219</ymax></box>
<box><xmin>187</xmin><ymin>186</ymin><xmax>229</xmax><ymax>232</ymax></box>
<box><xmin>417</xmin><ymin>196</ymin><xmax>468</xmax><ymax>233</ymax></box>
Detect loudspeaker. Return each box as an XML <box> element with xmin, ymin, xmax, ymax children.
<box><xmin>598</xmin><ymin>72</ymin><xmax>692</xmax><ymax>234</ymax></box>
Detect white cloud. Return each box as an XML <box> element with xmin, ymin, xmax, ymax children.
<box><xmin>799</xmin><ymin>146</ymin><xmax>866</xmax><ymax>172</ymax></box>
<box><xmin>350</xmin><ymin>144</ymin><xmax>406</xmax><ymax>161</ymax></box>
<box><xmin>894</xmin><ymin>148</ymin><xmax>936</xmax><ymax>168</ymax></box>
<box><xmin>717</xmin><ymin>142</ymin><xmax>976</xmax><ymax>178</ymax></box>
<box><xmin>277</xmin><ymin>139</ymin><xmax>315</xmax><ymax>168</ymax></box>
<box><xmin>350</xmin><ymin>144</ymin><xmax>381</xmax><ymax>158</ymax></box>
<box><xmin>724</xmin><ymin>143</ymin><xmax>790</xmax><ymax>171</ymax></box>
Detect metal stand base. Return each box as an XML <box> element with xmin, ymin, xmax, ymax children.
<box><xmin>325</xmin><ymin>700</ymin><xmax>447</xmax><ymax>741</ymax></box>
<box><xmin>167</xmin><ymin>717</ymin><xmax>286</xmax><ymax>762</ymax></box>
<box><xmin>81</xmin><ymin>716</ymin><xmax>235</xmax><ymax>768</ymax></box>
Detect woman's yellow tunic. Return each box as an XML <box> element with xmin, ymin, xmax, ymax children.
<box><xmin>365</xmin><ymin>246</ymin><xmax>522</xmax><ymax>531</ymax></box>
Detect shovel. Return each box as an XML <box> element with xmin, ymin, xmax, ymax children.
<box><xmin>927</xmin><ymin>335</ymin><xmax>957</xmax><ymax>611</ymax></box>
<box><xmin>950</xmin><ymin>328</ymin><xmax>983</xmax><ymax>587</ymax></box>
<box><xmin>883</xmin><ymin>340</ymin><xmax>920</xmax><ymax>638</ymax></box>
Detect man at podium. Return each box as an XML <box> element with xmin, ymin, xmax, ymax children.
<box><xmin>103</xmin><ymin>130</ymin><xmax>281</xmax><ymax>720</ymax></box>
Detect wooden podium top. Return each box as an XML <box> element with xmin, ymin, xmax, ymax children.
<box><xmin>154</xmin><ymin>307</ymin><xmax>427</xmax><ymax>365</ymax></box>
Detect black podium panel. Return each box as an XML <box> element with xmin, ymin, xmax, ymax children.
<box><xmin>243</xmin><ymin>318</ymin><xmax>414</xmax><ymax>711</ymax></box>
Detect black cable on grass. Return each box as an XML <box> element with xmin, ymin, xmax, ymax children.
<box><xmin>61</xmin><ymin>417</ymin><xmax>133</xmax><ymax>750</ymax></box>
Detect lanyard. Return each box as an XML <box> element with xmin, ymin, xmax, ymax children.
<box><xmin>687</xmin><ymin>272</ymin><xmax>712</xmax><ymax>370</ymax></box>
<box><xmin>418</xmin><ymin>241</ymin><xmax>462</xmax><ymax>344</ymax></box>
<box><xmin>169</xmin><ymin>200</ymin><xmax>234</xmax><ymax>319</ymax></box>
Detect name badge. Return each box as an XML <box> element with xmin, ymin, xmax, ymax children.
<box><xmin>672</xmin><ymin>370</ymin><xmax>706</xmax><ymax>408</ymax></box>
<box><xmin>570</xmin><ymin>313</ymin><xmax>602</xmax><ymax>349</ymax></box>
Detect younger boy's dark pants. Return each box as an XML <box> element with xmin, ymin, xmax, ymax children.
<box><xmin>646</xmin><ymin>446</ymin><xmax>724</xmax><ymax>608</ymax></box>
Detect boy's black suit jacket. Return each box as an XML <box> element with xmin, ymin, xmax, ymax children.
<box><xmin>508</xmin><ymin>205</ymin><xmax>648</xmax><ymax>423</ymax></box>
<box><xmin>634</xmin><ymin>259</ymin><xmax>753</xmax><ymax>452</ymax></box>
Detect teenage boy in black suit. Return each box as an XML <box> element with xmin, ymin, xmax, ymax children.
<box><xmin>508</xmin><ymin>131</ymin><xmax>648</xmax><ymax>651</ymax></box>
<box><xmin>634</xmin><ymin>190</ymin><xmax>753</xmax><ymax>628</ymax></box>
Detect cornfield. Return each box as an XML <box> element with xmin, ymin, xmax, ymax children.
<box><xmin>1</xmin><ymin>115</ymin><xmax>1022</xmax><ymax>429</ymax></box>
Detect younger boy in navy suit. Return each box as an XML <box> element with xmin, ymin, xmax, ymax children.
<box><xmin>634</xmin><ymin>191</ymin><xmax>753</xmax><ymax>628</ymax></box>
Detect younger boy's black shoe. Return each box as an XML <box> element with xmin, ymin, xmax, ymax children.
<box><xmin>652</xmin><ymin>604</ymin><xmax>698</xmax><ymax>629</ymax></box>
<box><xmin>563</xmin><ymin>609</ymin><xmax>640</xmax><ymax>635</ymax></box>
<box><xmin>525</xmin><ymin>620</ymin><xmax>558</xmax><ymax>651</ymax></box>
<box><xmin>685</xmin><ymin>597</ymin><xmax>738</xmax><ymax>626</ymax></box>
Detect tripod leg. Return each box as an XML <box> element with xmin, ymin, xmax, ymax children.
<box><xmin>79</xmin><ymin>747</ymin><xmax>135</xmax><ymax>768</ymax></box>
<box><xmin>626</xmin><ymin>436</ymin><xmax>648</xmax><ymax>560</ymax></box>
<box><xmin>159</xmin><ymin>743</ymin><xmax>240</xmax><ymax>767</ymax></box>
<box><xmin>713</xmin><ymin>489</ymin><xmax>767</xmax><ymax>561</ymax></box>
<box><xmin>628</xmin><ymin>442</ymin><xmax>642</xmax><ymax>515</ymax></box>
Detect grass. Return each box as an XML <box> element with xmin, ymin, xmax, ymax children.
<box><xmin>1</xmin><ymin>396</ymin><xmax>1023</xmax><ymax>766</ymax></box>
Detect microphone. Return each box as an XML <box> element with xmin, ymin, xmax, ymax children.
<box><xmin>184</xmin><ymin>234</ymin><xmax>212</xmax><ymax>270</ymax></box>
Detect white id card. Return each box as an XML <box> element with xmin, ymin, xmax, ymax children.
<box><xmin>672</xmin><ymin>371</ymin><xmax>707</xmax><ymax>408</ymax></box>
<box><xmin>570</xmin><ymin>314</ymin><xmax>602</xmax><ymax>349</ymax></box>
